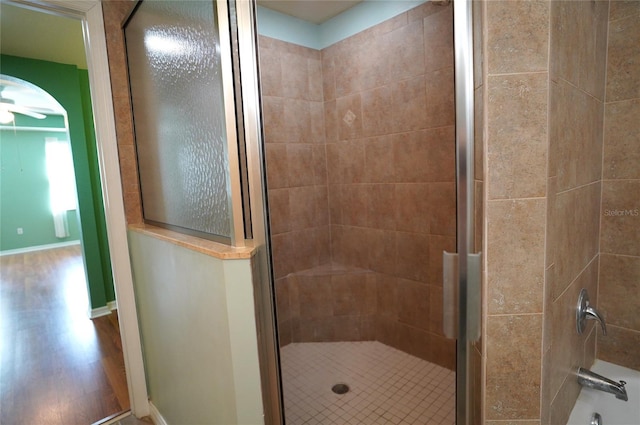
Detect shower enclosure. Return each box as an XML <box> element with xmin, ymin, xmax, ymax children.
<box><xmin>246</xmin><ymin>0</ymin><xmax>483</xmax><ymax>423</ymax></box>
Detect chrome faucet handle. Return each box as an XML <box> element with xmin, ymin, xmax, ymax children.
<box><xmin>577</xmin><ymin>288</ymin><xmax>607</xmax><ymax>335</ymax></box>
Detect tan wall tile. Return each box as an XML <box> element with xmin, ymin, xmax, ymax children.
<box><xmin>326</xmin><ymin>140</ymin><xmax>365</xmax><ymax>184</ymax></box>
<box><xmin>274</xmin><ymin>276</ymin><xmax>291</xmax><ymax>323</ymax></box>
<box><xmin>267</xmin><ymin>189</ymin><xmax>289</xmax><ymax>235</ymax></box>
<box><xmin>385</xmin><ymin>19</ymin><xmax>425</xmax><ymax>81</ymax></box>
<box><xmin>548</xmin><ymin>373</ymin><xmax>582</xmax><ymax>425</ymax></box>
<box><xmin>259</xmin><ymin>9</ymin><xmax>456</xmax><ymax>361</ymax></box>
<box><xmin>487</xmin><ymin>73</ymin><xmax>548</xmax><ymax>199</ymax></box>
<box><xmin>397</xmin><ymin>279</ymin><xmax>430</xmax><ymax>331</ymax></box>
<box><xmin>261</xmin><ymin>96</ymin><xmax>286</xmax><ymax>143</ymax></box>
<box><xmin>256</xmin><ymin>46</ymin><xmax>282</xmax><ymax>96</ymax></box>
<box><xmin>376</xmin><ymin>274</ymin><xmax>399</xmax><ymax>319</ymax></box>
<box><xmin>428</xmin><ymin>182</ymin><xmax>456</xmax><ymax>236</ymax></box>
<box><xmin>363</xmin><ymin>136</ymin><xmax>395</xmax><ymax>183</ymax></box>
<box><xmin>604</xmin><ymin>99</ymin><xmax>640</xmax><ymax>179</ymax></box>
<box><xmin>330</xmin><ymin>225</ymin><xmax>369</xmax><ymax>270</ymax></box>
<box><xmin>310</xmin><ymin>102</ymin><xmax>325</xmax><ymax>144</ymax></box>
<box><xmin>334</xmin><ymin>48</ymin><xmax>361</xmax><ymax>98</ymax></box>
<box><xmin>430</xmin><ymin>333</ymin><xmax>456</xmax><ymax>370</ymax></box>
<box><xmin>486</xmin><ymin>0</ymin><xmax>549</xmax><ymax>74</ymax></box>
<box><xmin>609</xmin><ymin>1</ymin><xmax>640</xmax><ymax>22</ymax></box>
<box><xmin>550</xmin><ymin>0</ymin><xmax>608</xmax><ymax>100</ymax></box>
<box><xmin>487</xmin><ymin>199</ymin><xmax>545</xmax><ymax>314</ymax></box>
<box><xmin>395</xmin><ymin>232</ymin><xmax>430</xmax><ymax>282</ymax></box>
<box><xmin>375</xmin><ymin>315</ymin><xmax>401</xmax><ymax>348</ymax></box>
<box><xmin>366</xmin><ymin>184</ymin><xmax>396</xmax><ymax>230</ymax></box>
<box><xmin>296</xmin><ymin>274</ymin><xmax>332</xmax><ymax>319</ymax></box>
<box><xmin>486</xmin><ymin>314</ymin><xmax>542</xmax><ymax>420</ymax></box>
<box><xmin>597</xmin><ymin>325</ymin><xmax>640</xmax><ymax>371</ymax></box>
<box><xmin>599</xmin><ymin>254</ymin><xmax>640</xmax><ymax>330</ymax></box>
<box><xmin>391</xmin><ymin>76</ymin><xmax>428</xmax><ymax>132</ymax></box>
<box><xmin>395</xmin><ymin>183</ymin><xmax>429</xmax><ymax>234</ymax></box>
<box><xmin>296</xmin><ymin>317</ymin><xmax>335</xmax><ymax>342</ymax></box>
<box><xmin>286</xmin><ymin>144</ymin><xmax>315</xmax><ymax>187</ymax></box>
<box><xmin>288</xmin><ymin>187</ymin><xmax>318</xmax><ymax>230</ymax></box>
<box><xmin>278</xmin><ymin>319</ymin><xmax>292</xmax><ymax>347</ymax></box>
<box><xmin>428</xmin><ymin>284</ymin><xmax>444</xmax><ymax>335</ymax></box>
<box><xmin>606</xmin><ymin>14</ymin><xmax>640</xmax><ymax>102</ymax></box>
<box><xmin>308</xmin><ymin>58</ymin><xmax>323</xmax><ymax>102</ymax></box>
<box><xmin>311</xmin><ymin>145</ymin><xmax>327</xmax><ymax>185</ymax></box>
<box><xmin>361</xmin><ymin>86</ymin><xmax>393</xmax><ymax>137</ymax></box>
<box><xmin>393</xmin><ymin>127</ymin><xmax>455</xmax><ymax>183</ymax></box>
<box><xmin>336</xmin><ymin>94</ymin><xmax>363</xmax><ymax>141</ymax></box>
<box><xmin>264</xmin><ymin>144</ymin><xmax>288</xmax><ymax>189</ymax></box>
<box><xmin>424</xmin><ymin>67</ymin><xmax>455</xmax><ymax>129</ymax></box>
<box><xmin>548</xmin><ymin>79</ymin><xmax>604</xmax><ymax>190</ymax></box>
<box><xmin>423</xmin><ymin>7</ymin><xmax>454</xmax><ymax>73</ymax></box>
<box><xmin>269</xmin><ymin>233</ymin><xmax>294</xmax><ymax>279</ymax></box>
<box><xmin>321</xmin><ymin>54</ymin><xmax>336</xmax><ymax>101</ymax></box>
<box><xmin>550</xmin><ymin>183</ymin><xmax>601</xmax><ymax>300</ymax></box>
<box><xmin>340</xmin><ymin>184</ymin><xmax>368</xmax><ymax>227</ymax></box>
<box><xmin>283</xmin><ymin>99</ymin><xmax>311</xmax><ymax>142</ymax></box>
<box><xmin>323</xmin><ymin>100</ymin><xmax>338</xmax><ymax>143</ymax></box>
<box><xmin>600</xmin><ymin>180</ymin><xmax>640</xmax><ymax>256</ymax></box>
<box><xmin>358</xmin><ymin>38</ymin><xmax>391</xmax><ymax>92</ymax></box>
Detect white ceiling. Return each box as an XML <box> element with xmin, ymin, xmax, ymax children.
<box><xmin>257</xmin><ymin>0</ymin><xmax>363</xmax><ymax>24</ymax></box>
<box><xmin>0</xmin><ymin>2</ymin><xmax>87</xmax><ymax>69</ymax></box>
<box><xmin>0</xmin><ymin>2</ymin><xmax>86</xmax><ymax>115</ymax></box>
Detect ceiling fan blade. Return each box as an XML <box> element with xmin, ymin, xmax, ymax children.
<box><xmin>3</xmin><ymin>104</ymin><xmax>46</xmax><ymax>119</ymax></box>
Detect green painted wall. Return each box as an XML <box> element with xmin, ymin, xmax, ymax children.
<box><xmin>78</xmin><ymin>69</ymin><xmax>114</xmax><ymax>302</ymax></box>
<box><xmin>0</xmin><ymin>54</ymin><xmax>115</xmax><ymax>309</ymax></box>
<box><xmin>0</xmin><ymin>128</ymin><xmax>82</xmax><ymax>249</ymax></box>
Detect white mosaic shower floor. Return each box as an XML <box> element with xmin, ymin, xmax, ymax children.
<box><xmin>280</xmin><ymin>341</ymin><xmax>455</xmax><ymax>425</ymax></box>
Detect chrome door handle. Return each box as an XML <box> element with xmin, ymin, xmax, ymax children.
<box><xmin>577</xmin><ymin>288</ymin><xmax>607</xmax><ymax>335</ymax></box>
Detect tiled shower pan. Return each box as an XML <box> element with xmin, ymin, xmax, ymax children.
<box><xmin>280</xmin><ymin>341</ymin><xmax>455</xmax><ymax>424</ymax></box>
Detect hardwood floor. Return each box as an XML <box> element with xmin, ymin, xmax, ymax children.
<box><xmin>0</xmin><ymin>245</ymin><xmax>130</xmax><ymax>425</ymax></box>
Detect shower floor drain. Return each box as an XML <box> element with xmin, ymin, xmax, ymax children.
<box><xmin>331</xmin><ymin>383</ymin><xmax>350</xmax><ymax>395</ymax></box>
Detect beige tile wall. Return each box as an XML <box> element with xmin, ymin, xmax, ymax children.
<box><xmin>259</xmin><ymin>37</ymin><xmax>331</xmax><ymax>346</ymax></box>
<box><xmin>482</xmin><ymin>0</ymin><xmax>632</xmax><ymax>423</ymax></box>
<box><xmin>598</xmin><ymin>3</ymin><xmax>640</xmax><ymax>371</ymax></box>
<box><xmin>323</xmin><ymin>3</ymin><xmax>456</xmax><ymax>370</ymax></box>
<box><xmin>259</xmin><ymin>2</ymin><xmax>457</xmax><ymax>370</ymax></box>
<box><xmin>483</xmin><ymin>0</ymin><xmax>550</xmax><ymax>421</ymax></box>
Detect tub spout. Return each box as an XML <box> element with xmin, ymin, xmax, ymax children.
<box><xmin>577</xmin><ymin>367</ymin><xmax>628</xmax><ymax>402</ymax></box>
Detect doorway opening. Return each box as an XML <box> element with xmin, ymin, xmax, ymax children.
<box><xmin>0</xmin><ymin>5</ymin><xmax>132</xmax><ymax>424</ymax></box>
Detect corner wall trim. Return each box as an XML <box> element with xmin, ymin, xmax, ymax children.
<box><xmin>0</xmin><ymin>240</ymin><xmax>81</xmax><ymax>256</ymax></box>
<box><xmin>149</xmin><ymin>402</ymin><xmax>169</xmax><ymax>425</ymax></box>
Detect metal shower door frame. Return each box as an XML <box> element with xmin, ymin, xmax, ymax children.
<box><xmin>453</xmin><ymin>1</ymin><xmax>482</xmax><ymax>424</ymax></box>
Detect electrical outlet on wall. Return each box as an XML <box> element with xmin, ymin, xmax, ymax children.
<box><xmin>17</xmin><ymin>228</ymin><xmax>23</xmax><ymax>235</ymax></box>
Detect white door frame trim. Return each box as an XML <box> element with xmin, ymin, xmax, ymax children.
<box><xmin>8</xmin><ymin>0</ymin><xmax>150</xmax><ymax>417</ymax></box>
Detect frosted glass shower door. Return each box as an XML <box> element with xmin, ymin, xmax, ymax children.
<box><xmin>124</xmin><ymin>0</ymin><xmax>244</xmax><ymax>243</ymax></box>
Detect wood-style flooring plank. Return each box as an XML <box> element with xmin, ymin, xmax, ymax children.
<box><xmin>0</xmin><ymin>246</ymin><xmax>130</xmax><ymax>425</ymax></box>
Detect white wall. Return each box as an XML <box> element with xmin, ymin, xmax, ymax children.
<box><xmin>128</xmin><ymin>230</ymin><xmax>264</xmax><ymax>425</ymax></box>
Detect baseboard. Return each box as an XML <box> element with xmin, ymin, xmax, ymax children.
<box><xmin>149</xmin><ymin>402</ymin><xmax>169</xmax><ymax>425</ymax></box>
<box><xmin>0</xmin><ymin>240</ymin><xmax>80</xmax><ymax>256</ymax></box>
<box><xmin>90</xmin><ymin>300</ymin><xmax>118</xmax><ymax>319</ymax></box>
